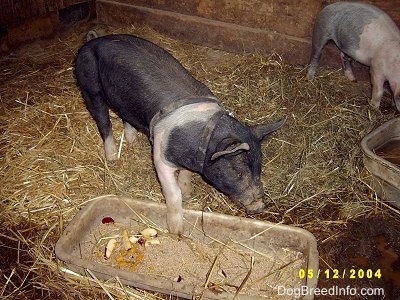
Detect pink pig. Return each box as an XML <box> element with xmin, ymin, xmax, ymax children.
<box><xmin>307</xmin><ymin>2</ymin><xmax>400</xmax><ymax>111</ymax></box>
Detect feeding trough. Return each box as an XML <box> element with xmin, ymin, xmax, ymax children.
<box><xmin>55</xmin><ymin>195</ymin><xmax>319</xmax><ymax>299</ymax></box>
<box><xmin>361</xmin><ymin>117</ymin><xmax>400</xmax><ymax>209</ymax></box>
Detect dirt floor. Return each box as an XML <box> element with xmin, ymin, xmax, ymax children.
<box><xmin>1</xmin><ymin>20</ymin><xmax>400</xmax><ymax>299</ymax></box>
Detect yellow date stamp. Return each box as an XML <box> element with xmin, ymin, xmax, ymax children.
<box><xmin>298</xmin><ymin>268</ymin><xmax>382</xmax><ymax>280</ymax></box>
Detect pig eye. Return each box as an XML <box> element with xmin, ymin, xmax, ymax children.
<box><xmin>236</xmin><ymin>171</ymin><xmax>244</xmax><ymax>179</ymax></box>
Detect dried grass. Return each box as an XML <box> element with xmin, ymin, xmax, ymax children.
<box><xmin>0</xmin><ymin>21</ymin><xmax>399</xmax><ymax>299</ymax></box>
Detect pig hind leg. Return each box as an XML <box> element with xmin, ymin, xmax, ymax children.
<box><xmin>341</xmin><ymin>52</ymin><xmax>356</xmax><ymax>82</ymax></box>
<box><xmin>82</xmin><ymin>91</ymin><xmax>117</xmax><ymax>160</ymax></box>
<box><xmin>307</xmin><ymin>34</ymin><xmax>330</xmax><ymax>80</ymax></box>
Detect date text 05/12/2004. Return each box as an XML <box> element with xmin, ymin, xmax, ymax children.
<box><xmin>298</xmin><ymin>268</ymin><xmax>382</xmax><ymax>280</ymax></box>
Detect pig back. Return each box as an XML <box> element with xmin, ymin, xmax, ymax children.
<box><xmin>316</xmin><ymin>2</ymin><xmax>399</xmax><ymax>57</ymax></box>
<box><xmin>76</xmin><ymin>34</ymin><xmax>213</xmax><ymax>132</ymax></box>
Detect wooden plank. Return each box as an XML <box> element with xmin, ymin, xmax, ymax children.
<box><xmin>96</xmin><ymin>0</ymin><xmax>374</xmax><ymax>79</ymax></box>
<box><xmin>0</xmin><ymin>0</ymin><xmax>90</xmax><ymax>26</ymax></box>
<box><xmin>0</xmin><ymin>0</ymin><xmax>93</xmax><ymax>53</ymax></box>
<box><xmin>5</xmin><ymin>13</ymin><xmax>58</xmax><ymax>45</ymax></box>
<box><xmin>96</xmin><ymin>0</ymin><xmax>312</xmax><ymax>65</ymax></box>
<box><xmin>102</xmin><ymin>0</ymin><xmax>320</xmax><ymax>38</ymax></box>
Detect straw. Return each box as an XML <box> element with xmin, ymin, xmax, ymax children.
<box><xmin>0</xmin><ymin>21</ymin><xmax>399</xmax><ymax>299</ymax></box>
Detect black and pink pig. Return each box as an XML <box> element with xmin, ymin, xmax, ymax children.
<box><xmin>307</xmin><ymin>2</ymin><xmax>400</xmax><ymax>111</ymax></box>
<box><xmin>75</xmin><ymin>33</ymin><xmax>286</xmax><ymax>235</ymax></box>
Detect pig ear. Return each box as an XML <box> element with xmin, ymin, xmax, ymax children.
<box><xmin>250</xmin><ymin>116</ymin><xmax>287</xmax><ymax>142</ymax></box>
<box><xmin>211</xmin><ymin>142</ymin><xmax>250</xmax><ymax>161</ymax></box>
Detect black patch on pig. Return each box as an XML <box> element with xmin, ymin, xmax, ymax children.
<box><xmin>201</xmin><ymin>115</ymin><xmax>262</xmax><ymax>198</ymax></box>
<box><xmin>75</xmin><ymin>34</ymin><xmax>214</xmax><ymax>143</ymax></box>
<box><xmin>164</xmin><ymin>121</ymin><xmax>206</xmax><ymax>172</ymax></box>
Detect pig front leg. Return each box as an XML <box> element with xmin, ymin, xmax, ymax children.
<box><xmin>177</xmin><ymin>169</ymin><xmax>192</xmax><ymax>200</ymax></box>
<box><xmin>370</xmin><ymin>66</ymin><xmax>386</xmax><ymax>109</ymax></box>
<box><xmin>155</xmin><ymin>162</ymin><xmax>184</xmax><ymax>235</ymax></box>
<box><xmin>124</xmin><ymin>122</ymin><xmax>137</xmax><ymax>144</ymax></box>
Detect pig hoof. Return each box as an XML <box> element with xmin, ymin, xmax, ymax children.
<box><xmin>245</xmin><ymin>201</ymin><xmax>266</xmax><ymax>215</ymax></box>
<box><xmin>105</xmin><ymin>146</ymin><xmax>118</xmax><ymax>161</ymax></box>
<box><xmin>306</xmin><ymin>73</ymin><xmax>315</xmax><ymax>81</ymax></box>
<box><xmin>369</xmin><ymin>100</ymin><xmax>381</xmax><ymax>110</ymax></box>
<box><xmin>344</xmin><ymin>70</ymin><xmax>356</xmax><ymax>82</ymax></box>
<box><xmin>104</xmin><ymin>135</ymin><xmax>118</xmax><ymax>160</ymax></box>
<box><xmin>124</xmin><ymin>122</ymin><xmax>138</xmax><ymax>144</ymax></box>
<box><xmin>168</xmin><ymin>226</ymin><xmax>183</xmax><ymax>236</ymax></box>
<box><xmin>125</xmin><ymin>131</ymin><xmax>137</xmax><ymax>144</ymax></box>
<box><xmin>105</xmin><ymin>152</ymin><xmax>118</xmax><ymax>161</ymax></box>
<box><xmin>167</xmin><ymin>220</ymin><xmax>184</xmax><ymax>236</ymax></box>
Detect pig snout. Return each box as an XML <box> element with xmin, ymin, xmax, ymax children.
<box><xmin>231</xmin><ymin>182</ymin><xmax>267</xmax><ymax>214</ymax></box>
<box><xmin>244</xmin><ymin>199</ymin><xmax>266</xmax><ymax>214</ymax></box>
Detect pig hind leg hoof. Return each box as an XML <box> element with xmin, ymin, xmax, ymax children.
<box><xmin>177</xmin><ymin>170</ymin><xmax>192</xmax><ymax>200</ymax></box>
<box><xmin>104</xmin><ymin>134</ymin><xmax>118</xmax><ymax>161</ymax></box>
<box><xmin>124</xmin><ymin>122</ymin><xmax>137</xmax><ymax>144</ymax></box>
<box><xmin>306</xmin><ymin>70</ymin><xmax>316</xmax><ymax>81</ymax></box>
<box><xmin>341</xmin><ymin>53</ymin><xmax>356</xmax><ymax>82</ymax></box>
<box><xmin>306</xmin><ymin>59</ymin><xmax>318</xmax><ymax>80</ymax></box>
<box><xmin>82</xmin><ymin>91</ymin><xmax>117</xmax><ymax>161</ymax></box>
<box><xmin>306</xmin><ymin>64</ymin><xmax>317</xmax><ymax>80</ymax></box>
<box><xmin>306</xmin><ymin>41</ymin><xmax>325</xmax><ymax>80</ymax></box>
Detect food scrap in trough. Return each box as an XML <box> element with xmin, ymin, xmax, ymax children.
<box><xmin>101</xmin><ymin>216</ymin><xmax>115</xmax><ymax>224</ymax></box>
<box><xmin>96</xmin><ymin>223</ymin><xmax>161</xmax><ymax>271</ymax></box>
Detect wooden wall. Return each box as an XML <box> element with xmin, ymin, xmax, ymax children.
<box><xmin>1</xmin><ymin>0</ymin><xmax>399</xmax><ymax>69</ymax></box>
<box><xmin>0</xmin><ymin>0</ymin><xmax>93</xmax><ymax>51</ymax></box>
<box><xmin>95</xmin><ymin>0</ymin><xmax>400</xmax><ymax>68</ymax></box>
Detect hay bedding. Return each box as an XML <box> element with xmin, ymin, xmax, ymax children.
<box><xmin>0</xmin><ymin>22</ymin><xmax>399</xmax><ymax>299</ymax></box>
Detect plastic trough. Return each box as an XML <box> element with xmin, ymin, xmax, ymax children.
<box><xmin>55</xmin><ymin>195</ymin><xmax>319</xmax><ymax>299</ymax></box>
<box><xmin>361</xmin><ymin>117</ymin><xmax>400</xmax><ymax>209</ymax></box>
